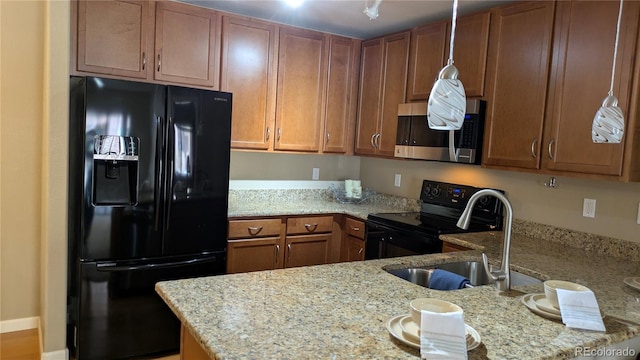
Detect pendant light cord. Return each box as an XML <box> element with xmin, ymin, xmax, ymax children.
<box><xmin>609</xmin><ymin>0</ymin><xmax>624</xmax><ymax>95</ymax></box>
<box><xmin>448</xmin><ymin>0</ymin><xmax>458</xmax><ymax>65</ymax></box>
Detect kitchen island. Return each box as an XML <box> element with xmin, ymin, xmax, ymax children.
<box><xmin>156</xmin><ymin>228</ymin><xmax>640</xmax><ymax>359</ymax></box>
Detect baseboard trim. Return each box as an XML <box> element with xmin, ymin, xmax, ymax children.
<box><xmin>0</xmin><ymin>316</ymin><xmax>40</xmax><ymax>333</ymax></box>
<box><xmin>41</xmin><ymin>349</ymin><xmax>68</xmax><ymax>360</ymax></box>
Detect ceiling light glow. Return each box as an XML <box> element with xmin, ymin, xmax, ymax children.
<box><xmin>284</xmin><ymin>0</ymin><xmax>304</xmax><ymax>8</ymax></box>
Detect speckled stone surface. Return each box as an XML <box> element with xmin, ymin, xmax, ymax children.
<box><xmin>155</xmin><ymin>190</ymin><xmax>640</xmax><ymax>359</ymax></box>
<box><xmin>228</xmin><ymin>189</ymin><xmax>420</xmax><ymax>220</ymax></box>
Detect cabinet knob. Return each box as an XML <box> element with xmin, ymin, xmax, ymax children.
<box><xmin>275</xmin><ymin>244</ymin><xmax>280</xmax><ymax>264</ymax></box>
<box><xmin>358</xmin><ymin>248</ymin><xmax>364</xmax><ymax>255</ymax></box>
<box><xmin>157</xmin><ymin>53</ymin><xmax>161</xmax><ymax>72</ymax></box>
<box><xmin>287</xmin><ymin>243</ymin><xmax>292</xmax><ymax>260</ymax></box>
<box><xmin>266</xmin><ymin>127</ymin><xmax>270</xmax><ymax>141</ymax></box>
<box><xmin>142</xmin><ymin>52</ymin><xmax>146</xmax><ymax>70</ymax></box>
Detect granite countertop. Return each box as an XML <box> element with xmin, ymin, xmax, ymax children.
<box><xmin>156</xmin><ymin>188</ymin><xmax>640</xmax><ymax>359</ymax></box>
<box><xmin>156</xmin><ymin>229</ymin><xmax>640</xmax><ymax>359</ymax></box>
<box><xmin>227</xmin><ymin>188</ymin><xmax>419</xmax><ymax>219</ymax></box>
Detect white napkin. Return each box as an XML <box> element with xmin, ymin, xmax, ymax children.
<box><xmin>420</xmin><ymin>310</ymin><xmax>467</xmax><ymax>360</ymax></box>
<box><xmin>556</xmin><ymin>289</ymin><xmax>606</xmax><ymax>332</ymax></box>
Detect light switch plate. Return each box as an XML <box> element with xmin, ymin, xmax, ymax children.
<box><xmin>583</xmin><ymin>198</ymin><xmax>596</xmax><ymax>218</ymax></box>
<box><xmin>394</xmin><ymin>174</ymin><xmax>401</xmax><ymax>187</ymax></box>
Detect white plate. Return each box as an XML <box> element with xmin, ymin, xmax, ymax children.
<box><xmin>386</xmin><ymin>314</ymin><xmax>481</xmax><ymax>351</ymax></box>
<box><xmin>532</xmin><ymin>294</ymin><xmax>561</xmax><ymax>315</ymax></box>
<box><xmin>521</xmin><ymin>293</ymin><xmax>562</xmax><ymax>321</ymax></box>
<box><xmin>624</xmin><ymin>277</ymin><xmax>640</xmax><ymax>291</ymax></box>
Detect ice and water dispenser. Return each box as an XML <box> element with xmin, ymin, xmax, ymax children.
<box><xmin>92</xmin><ymin>135</ymin><xmax>139</xmax><ymax>205</ymax></box>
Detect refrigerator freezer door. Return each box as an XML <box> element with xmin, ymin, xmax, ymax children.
<box><xmin>77</xmin><ymin>77</ymin><xmax>166</xmax><ymax>261</ymax></box>
<box><xmin>72</xmin><ymin>255</ymin><xmax>223</xmax><ymax>360</ymax></box>
<box><xmin>163</xmin><ymin>87</ymin><xmax>232</xmax><ymax>256</ymax></box>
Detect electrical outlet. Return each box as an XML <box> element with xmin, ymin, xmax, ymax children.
<box><xmin>394</xmin><ymin>174</ymin><xmax>401</xmax><ymax>187</ymax></box>
<box><xmin>583</xmin><ymin>198</ymin><xmax>596</xmax><ymax>218</ymax></box>
<box><xmin>637</xmin><ymin>202</ymin><xmax>640</xmax><ymax>225</ymax></box>
<box><xmin>312</xmin><ymin>168</ymin><xmax>319</xmax><ymax>180</ymax></box>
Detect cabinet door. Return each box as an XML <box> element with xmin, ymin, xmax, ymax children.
<box><xmin>284</xmin><ymin>234</ymin><xmax>330</xmax><ymax>268</ymax></box>
<box><xmin>355</xmin><ymin>38</ymin><xmax>383</xmax><ymax>155</ymax></box>
<box><xmin>154</xmin><ymin>1</ymin><xmax>220</xmax><ymax>88</ymax></box>
<box><xmin>75</xmin><ymin>0</ymin><xmax>151</xmax><ymax>79</ymax></box>
<box><xmin>226</xmin><ymin>237</ymin><xmax>284</xmax><ymax>274</ymax></box>
<box><xmin>543</xmin><ymin>0</ymin><xmax>639</xmax><ymax>176</ymax></box>
<box><xmin>406</xmin><ymin>21</ymin><xmax>447</xmax><ymax>101</ymax></box>
<box><xmin>323</xmin><ymin>36</ymin><xmax>361</xmax><ymax>154</ymax></box>
<box><xmin>221</xmin><ymin>16</ymin><xmax>277</xmax><ymax>150</ymax></box>
<box><xmin>482</xmin><ymin>1</ymin><xmax>555</xmax><ymax>169</ymax></box>
<box><xmin>378</xmin><ymin>32</ymin><xmax>410</xmax><ymax>156</ymax></box>
<box><xmin>446</xmin><ymin>11</ymin><xmax>491</xmax><ymax>97</ymax></box>
<box><xmin>275</xmin><ymin>27</ymin><xmax>327</xmax><ymax>152</ymax></box>
<box><xmin>345</xmin><ymin>236</ymin><xmax>365</xmax><ymax>262</ymax></box>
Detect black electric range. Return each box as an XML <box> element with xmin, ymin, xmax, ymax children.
<box><xmin>365</xmin><ymin>180</ymin><xmax>504</xmax><ymax>259</ymax></box>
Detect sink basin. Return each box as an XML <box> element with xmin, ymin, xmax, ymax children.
<box><xmin>386</xmin><ymin>261</ymin><xmax>542</xmax><ymax>290</ymax></box>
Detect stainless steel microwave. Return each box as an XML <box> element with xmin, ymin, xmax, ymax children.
<box><xmin>394</xmin><ymin>99</ymin><xmax>486</xmax><ymax>164</ymax></box>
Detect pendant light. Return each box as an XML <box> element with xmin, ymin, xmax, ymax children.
<box><xmin>592</xmin><ymin>0</ymin><xmax>625</xmax><ymax>144</ymax></box>
<box><xmin>427</xmin><ymin>0</ymin><xmax>466</xmax><ymax>131</ymax></box>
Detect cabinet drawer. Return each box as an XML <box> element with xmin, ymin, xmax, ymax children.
<box><xmin>286</xmin><ymin>216</ymin><xmax>333</xmax><ymax>235</ymax></box>
<box><xmin>345</xmin><ymin>217</ymin><xmax>365</xmax><ymax>239</ymax></box>
<box><xmin>228</xmin><ymin>219</ymin><xmax>282</xmax><ymax>239</ymax></box>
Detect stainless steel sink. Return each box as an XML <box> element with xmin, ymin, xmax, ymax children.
<box><xmin>386</xmin><ymin>261</ymin><xmax>542</xmax><ymax>290</ymax></box>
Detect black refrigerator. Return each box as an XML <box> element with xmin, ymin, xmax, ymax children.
<box><xmin>67</xmin><ymin>76</ymin><xmax>232</xmax><ymax>359</ymax></box>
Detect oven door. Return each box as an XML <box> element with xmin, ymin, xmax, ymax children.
<box><xmin>365</xmin><ymin>220</ymin><xmax>442</xmax><ymax>260</ymax></box>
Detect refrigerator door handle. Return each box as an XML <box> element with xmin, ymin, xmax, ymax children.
<box><xmin>165</xmin><ymin>116</ymin><xmax>175</xmax><ymax>230</ymax></box>
<box><xmin>96</xmin><ymin>256</ymin><xmax>218</xmax><ymax>272</ymax></box>
<box><xmin>154</xmin><ymin>115</ymin><xmax>163</xmax><ymax>231</ymax></box>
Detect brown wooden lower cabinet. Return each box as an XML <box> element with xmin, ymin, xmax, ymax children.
<box><xmin>342</xmin><ymin>217</ymin><xmax>366</xmax><ymax>262</ymax></box>
<box><xmin>181</xmin><ymin>325</ymin><xmax>210</xmax><ymax>360</ymax></box>
<box><xmin>344</xmin><ymin>235</ymin><xmax>365</xmax><ymax>261</ymax></box>
<box><xmin>442</xmin><ymin>242</ymin><xmax>471</xmax><ymax>253</ymax></box>
<box><xmin>226</xmin><ymin>237</ymin><xmax>284</xmax><ymax>274</ymax></box>
<box><xmin>284</xmin><ymin>234</ymin><xmax>330</xmax><ymax>268</ymax></box>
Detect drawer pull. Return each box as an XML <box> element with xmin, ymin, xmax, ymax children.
<box><xmin>304</xmin><ymin>223</ymin><xmax>318</xmax><ymax>232</ymax></box>
<box><xmin>350</xmin><ymin>226</ymin><xmax>360</xmax><ymax>231</ymax></box>
<box><xmin>358</xmin><ymin>248</ymin><xmax>364</xmax><ymax>255</ymax></box>
<box><xmin>247</xmin><ymin>226</ymin><xmax>263</xmax><ymax>236</ymax></box>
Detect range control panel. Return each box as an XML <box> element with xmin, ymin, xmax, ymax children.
<box><xmin>419</xmin><ymin>180</ymin><xmax>501</xmax><ymax>212</ymax></box>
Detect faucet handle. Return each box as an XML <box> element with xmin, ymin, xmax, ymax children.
<box><xmin>482</xmin><ymin>253</ymin><xmax>506</xmax><ymax>281</ymax></box>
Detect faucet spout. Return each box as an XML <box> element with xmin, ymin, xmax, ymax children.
<box><xmin>457</xmin><ymin>189</ymin><xmax>513</xmax><ymax>291</ymax></box>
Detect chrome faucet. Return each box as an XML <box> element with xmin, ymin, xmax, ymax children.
<box><xmin>456</xmin><ymin>189</ymin><xmax>513</xmax><ymax>291</ymax></box>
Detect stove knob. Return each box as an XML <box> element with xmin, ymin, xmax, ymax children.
<box><xmin>479</xmin><ymin>196</ymin><xmax>490</xmax><ymax>206</ymax></box>
<box><xmin>431</xmin><ymin>187</ymin><xmax>441</xmax><ymax>197</ymax></box>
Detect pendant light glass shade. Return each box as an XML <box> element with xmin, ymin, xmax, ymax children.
<box><xmin>592</xmin><ymin>0</ymin><xmax>625</xmax><ymax>144</ymax></box>
<box><xmin>427</xmin><ymin>0</ymin><xmax>466</xmax><ymax>130</ymax></box>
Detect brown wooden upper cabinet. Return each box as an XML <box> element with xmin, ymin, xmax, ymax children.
<box><xmin>221</xmin><ymin>15</ymin><xmax>278</xmax><ymax>151</ymax></box>
<box><xmin>406</xmin><ymin>21</ymin><xmax>447</xmax><ymax>102</ymax></box>
<box><xmin>483</xmin><ymin>0</ymin><xmax>640</xmax><ymax>180</ymax></box>
<box><xmin>406</xmin><ymin>11</ymin><xmax>490</xmax><ymax>102</ymax></box>
<box><xmin>445</xmin><ymin>11</ymin><xmax>490</xmax><ymax>98</ymax></box>
<box><xmin>274</xmin><ymin>27</ymin><xmax>327</xmax><ymax>152</ymax></box>
<box><xmin>73</xmin><ymin>0</ymin><xmax>152</xmax><ymax>79</ymax></box>
<box><xmin>154</xmin><ymin>1</ymin><xmax>220</xmax><ymax>88</ymax></box>
<box><xmin>322</xmin><ymin>36</ymin><xmax>361</xmax><ymax>154</ymax></box>
<box><xmin>482</xmin><ymin>1</ymin><xmax>555</xmax><ymax>170</ymax></box>
<box><xmin>542</xmin><ymin>0</ymin><xmax>639</xmax><ymax>178</ymax></box>
<box><xmin>355</xmin><ymin>32</ymin><xmax>410</xmax><ymax>157</ymax></box>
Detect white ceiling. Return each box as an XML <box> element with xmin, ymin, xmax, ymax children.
<box><xmin>181</xmin><ymin>0</ymin><xmax>510</xmax><ymax>39</ymax></box>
